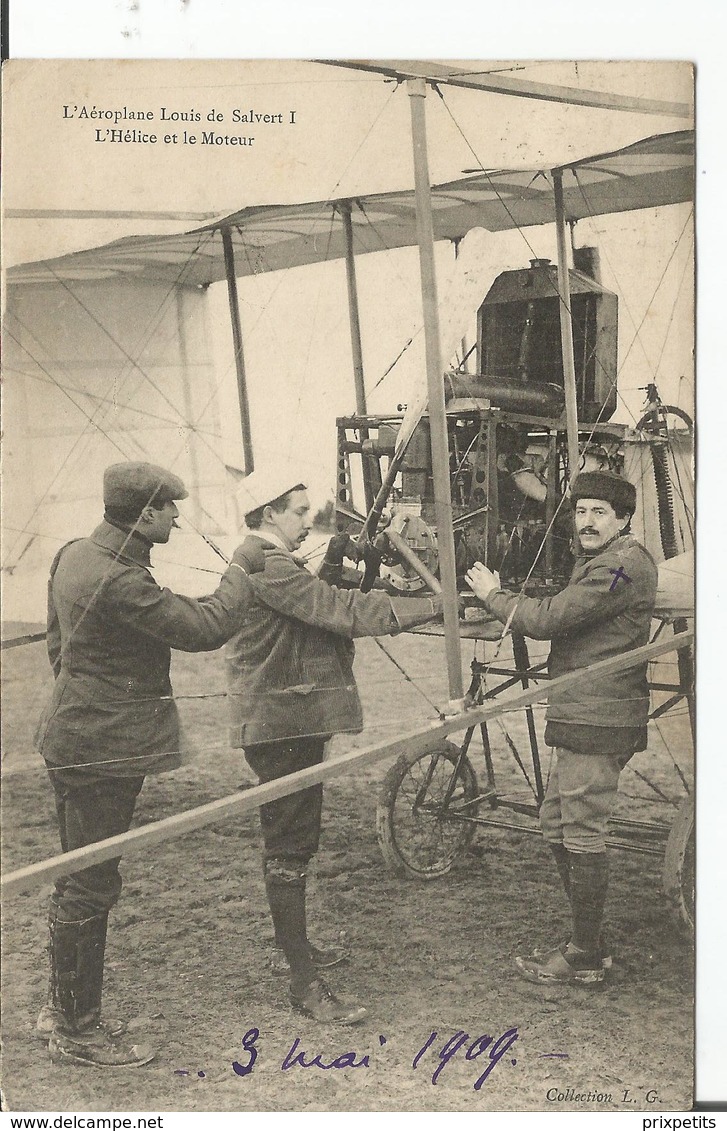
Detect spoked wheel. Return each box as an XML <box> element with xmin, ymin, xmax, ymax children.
<box><xmin>635</xmin><ymin>403</ymin><xmax>693</xmax><ymax>437</ymax></box>
<box><xmin>663</xmin><ymin>794</ymin><xmax>695</xmax><ymax>939</ymax></box>
<box><xmin>376</xmin><ymin>742</ymin><xmax>480</xmax><ymax>879</ymax></box>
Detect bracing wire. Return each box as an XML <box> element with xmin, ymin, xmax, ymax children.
<box><xmin>370</xmin><ymin>636</ymin><xmax>443</xmax><ymax>716</ymax></box>
<box><xmin>6</xmin><ymin>365</ymin><xmax>222</xmax><ymax>436</ymax></box>
<box><xmin>573</xmin><ymin>169</ymin><xmax>694</xmax><ymax>389</ymax></box>
<box><xmin>652</xmin><ymin>233</ymin><xmax>694</xmax><ymax>384</ymax></box>
<box><xmin>40</xmin><ymin>257</ymin><xmax>231</xmax><ymax>473</ymax></box>
<box><xmin>1</xmin><ymin>324</ymin><xmax>143</xmax><ymax>571</ymax></box>
<box><xmin>189</xmin><ymin>82</ymin><xmax>403</xmax><ymax>408</ymax></box>
<box><xmin>3</xmin><ymin>229</ymin><xmax>221</xmax><ymax>566</ymax></box>
<box><xmin>412</xmin><ymin>84</ymin><xmax>694</xmax><ymax>688</ymax></box>
<box><xmin>3</xmin><ymin>317</ymin><xmax>232</xmax><ymax>572</ymax></box>
<box><xmin>161</xmin><ymin>84</ymin><xmax>405</xmax><ymax>479</ymax></box>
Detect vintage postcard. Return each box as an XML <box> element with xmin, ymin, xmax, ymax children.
<box><xmin>1</xmin><ymin>58</ymin><xmax>698</xmax><ymax>1115</ymax></box>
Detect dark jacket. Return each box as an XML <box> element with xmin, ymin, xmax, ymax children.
<box><xmin>36</xmin><ymin>520</ymin><xmax>253</xmax><ymax>776</ymax></box>
<box><xmin>225</xmin><ymin>536</ymin><xmax>441</xmax><ymax>746</ymax></box>
<box><xmin>483</xmin><ymin>534</ymin><xmax>658</xmax><ymax>742</ymax></box>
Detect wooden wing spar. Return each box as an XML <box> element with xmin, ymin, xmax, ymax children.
<box><xmin>317</xmin><ymin>60</ymin><xmax>693</xmax><ymax>119</ymax></box>
<box><xmin>7</xmin><ymin>131</ymin><xmax>694</xmax><ymax>287</ymax></box>
<box><xmin>0</xmin><ymin>629</ymin><xmax>692</xmax><ymax>897</ymax></box>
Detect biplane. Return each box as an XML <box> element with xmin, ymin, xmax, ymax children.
<box><xmin>2</xmin><ymin>62</ymin><xmax>694</xmax><ymax>938</ymax></box>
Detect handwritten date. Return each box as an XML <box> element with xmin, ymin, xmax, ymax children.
<box><xmin>231</xmin><ymin>1024</ymin><xmax>519</xmax><ymax>1090</ymax></box>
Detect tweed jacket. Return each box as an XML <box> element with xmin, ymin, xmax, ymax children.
<box><xmin>225</xmin><ymin>536</ymin><xmax>440</xmax><ymax>746</ymax></box>
<box><xmin>36</xmin><ymin>520</ymin><xmax>253</xmax><ymax>777</ymax></box>
<box><xmin>482</xmin><ymin>534</ymin><xmax>658</xmax><ymax>735</ymax></box>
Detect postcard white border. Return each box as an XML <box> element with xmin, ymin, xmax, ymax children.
<box><xmin>4</xmin><ymin>0</ymin><xmax>725</xmax><ymax>1115</ymax></box>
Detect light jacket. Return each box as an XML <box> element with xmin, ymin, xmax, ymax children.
<box><xmin>482</xmin><ymin>534</ymin><xmax>658</xmax><ymax>735</ymax></box>
<box><xmin>36</xmin><ymin>520</ymin><xmax>253</xmax><ymax>776</ymax></box>
<box><xmin>225</xmin><ymin>536</ymin><xmax>441</xmax><ymax>746</ymax></box>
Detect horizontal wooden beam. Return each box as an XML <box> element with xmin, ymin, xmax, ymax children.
<box><xmin>1</xmin><ymin>631</ymin><xmax>692</xmax><ymax>896</ymax></box>
<box><xmin>1</xmin><ymin>632</ymin><xmax>46</xmax><ymax>650</ymax></box>
<box><xmin>320</xmin><ymin>61</ymin><xmax>693</xmax><ymax>120</ymax></box>
<box><xmin>5</xmin><ymin>209</ymin><xmax>219</xmax><ymax>221</ymax></box>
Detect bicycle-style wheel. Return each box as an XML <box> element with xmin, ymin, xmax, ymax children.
<box><xmin>376</xmin><ymin>742</ymin><xmax>480</xmax><ymax>879</ymax></box>
<box><xmin>662</xmin><ymin>794</ymin><xmax>695</xmax><ymax>939</ymax></box>
<box><xmin>635</xmin><ymin>404</ymin><xmax>693</xmax><ymax>436</ymax></box>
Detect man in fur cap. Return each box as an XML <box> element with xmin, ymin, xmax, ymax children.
<box><xmin>466</xmin><ymin>471</ymin><xmax>657</xmax><ymax>987</ymax></box>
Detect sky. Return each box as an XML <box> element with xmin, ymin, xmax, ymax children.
<box><xmin>3</xmin><ymin>58</ymin><xmax>692</xmax><ymax>259</ymax></box>
<box><xmin>2</xmin><ymin>60</ymin><xmax>695</xmax><ymax>514</ymax></box>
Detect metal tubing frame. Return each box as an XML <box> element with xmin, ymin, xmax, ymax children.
<box><xmin>434</xmin><ymin>631</ymin><xmax>690</xmax><ymax>855</ymax></box>
<box><xmin>510</xmin><ymin>633</ymin><xmax>545</xmax><ymax>801</ymax></box>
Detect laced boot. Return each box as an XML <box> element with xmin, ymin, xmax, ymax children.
<box><xmin>289</xmin><ymin>978</ymin><xmax>368</xmax><ymax>1025</ymax></box>
<box><xmin>264</xmin><ymin>860</ymin><xmax>367</xmax><ymax>1022</ymax></box>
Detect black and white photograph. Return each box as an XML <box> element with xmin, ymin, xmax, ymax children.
<box><xmin>1</xmin><ymin>50</ymin><xmax>702</xmax><ymax>1115</ymax></box>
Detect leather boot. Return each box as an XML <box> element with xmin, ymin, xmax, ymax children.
<box><xmin>542</xmin><ymin>845</ymin><xmax>610</xmax><ymax>967</ymax></box>
<box><xmin>46</xmin><ymin>911</ymin><xmax>153</xmax><ymax>1068</ymax></box>
<box><xmin>37</xmin><ymin>901</ymin><xmax>126</xmax><ymax>1040</ymax></box>
<box><xmin>549</xmin><ymin>842</ymin><xmax>572</xmax><ymax>899</ymax></box>
<box><xmin>264</xmin><ymin>861</ymin><xmax>317</xmax><ymax>995</ymax></box>
<box><xmin>569</xmin><ymin>850</ymin><xmax>610</xmax><ymax>959</ymax></box>
<box><xmin>50</xmin><ymin>911</ymin><xmax>106</xmax><ymax>1032</ymax></box>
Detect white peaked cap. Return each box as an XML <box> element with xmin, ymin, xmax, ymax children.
<box><xmin>236</xmin><ymin>463</ymin><xmax>307</xmax><ymax>516</ymax></box>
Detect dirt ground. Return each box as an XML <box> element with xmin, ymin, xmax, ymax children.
<box><xmin>1</xmin><ymin>625</ymin><xmax>694</xmax><ymax>1113</ymax></box>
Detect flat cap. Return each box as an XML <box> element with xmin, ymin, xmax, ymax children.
<box><xmin>571</xmin><ymin>470</ymin><xmax>637</xmax><ymax>516</ymax></box>
<box><xmin>236</xmin><ymin>464</ymin><xmax>307</xmax><ymax>517</ymax></box>
<box><xmin>103</xmin><ymin>462</ymin><xmax>188</xmax><ymax>511</ymax></box>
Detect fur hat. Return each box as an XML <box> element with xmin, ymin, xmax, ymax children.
<box><xmin>571</xmin><ymin>471</ymin><xmax>636</xmax><ymax>517</ymax></box>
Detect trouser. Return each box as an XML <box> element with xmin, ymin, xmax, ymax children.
<box><xmin>243</xmin><ymin>736</ymin><xmax>327</xmax><ymax>865</ymax></box>
<box><xmin>243</xmin><ymin>737</ymin><xmax>327</xmax><ymax>989</ymax></box>
<box><xmin>540</xmin><ymin>748</ymin><xmax>622</xmax><ymax>956</ymax></box>
<box><xmin>540</xmin><ymin>747</ymin><xmax>622</xmax><ymax>854</ymax></box>
<box><xmin>45</xmin><ymin>765</ymin><xmax>144</xmax><ymax>1031</ymax></box>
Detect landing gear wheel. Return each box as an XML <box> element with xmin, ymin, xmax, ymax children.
<box><xmin>376</xmin><ymin>742</ymin><xmax>480</xmax><ymax>879</ymax></box>
<box><xmin>663</xmin><ymin>794</ymin><xmax>695</xmax><ymax>940</ymax></box>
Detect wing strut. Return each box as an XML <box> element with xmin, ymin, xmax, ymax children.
<box><xmin>340</xmin><ymin>202</ymin><xmax>379</xmax><ymax>512</ymax></box>
<box><xmin>221</xmin><ymin>226</ymin><xmax>255</xmax><ymax>475</ymax></box>
<box><xmin>407</xmin><ymin>78</ymin><xmax>464</xmax><ymax>707</ymax></box>
<box><xmin>553</xmin><ymin>170</ymin><xmax>581</xmax><ymax>486</ymax></box>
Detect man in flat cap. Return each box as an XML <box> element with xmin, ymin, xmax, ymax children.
<box><xmin>35</xmin><ymin>461</ymin><xmax>263</xmax><ymax>1068</ymax></box>
<box><xmin>226</xmin><ymin>464</ymin><xmax>444</xmax><ymax>1024</ymax></box>
<box><xmin>466</xmin><ymin>471</ymin><xmax>657</xmax><ymax>987</ymax></box>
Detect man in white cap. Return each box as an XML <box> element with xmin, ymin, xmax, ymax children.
<box><xmin>226</xmin><ymin>464</ymin><xmax>444</xmax><ymax>1024</ymax></box>
<box><xmin>35</xmin><ymin>461</ymin><xmax>264</xmax><ymax>1069</ymax></box>
<box><xmin>466</xmin><ymin>471</ymin><xmax>658</xmax><ymax>988</ymax></box>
